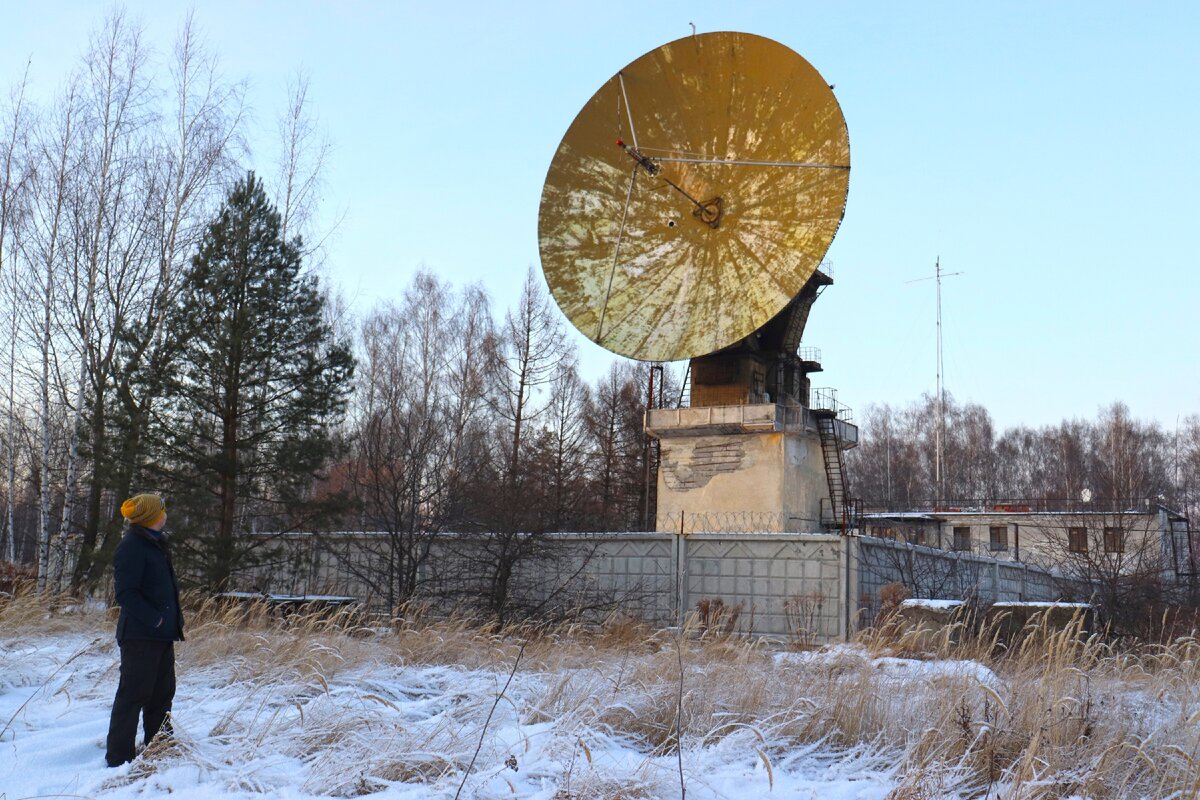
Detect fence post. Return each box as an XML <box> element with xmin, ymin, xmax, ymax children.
<box><xmin>990</xmin><ymin>560</ymin><xmax>1001</xmax><ymax>601</ymax></box>
<box><xmin>675</xmin><ymin>532</ymin><xmax>689</xmax><ymax>627</ymax></box>
<box><xmin>306</xmin><ymin>533</ymin><xmax>319</xmax><ymax>596</ymax></box>
<box><xmin>843</xmin><ymin>536</ymin><xmax>859</xmax><ymax>641</ymax></box>
<box><xmin>669</xmin><ymin>532</ymin><xmax>679</xmax><ymax>625</ymax></box>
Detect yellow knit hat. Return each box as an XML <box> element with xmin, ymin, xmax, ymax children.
<box><xmin>120</xmin><ymin>494</ymin><xmax>166</xmax><ymax>527</ymax></box>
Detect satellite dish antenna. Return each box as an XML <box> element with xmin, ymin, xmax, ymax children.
<box><xmin>538</xmin><ymin>31</ymin><xmax>850</xmax><ymax>363</ymax></box>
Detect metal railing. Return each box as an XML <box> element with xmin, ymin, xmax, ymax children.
<box><xmin>820</xmin><ymin>496</ymin><xmax>863</xmax><ymax>532</ymax></box>
<box><xmin>810</xmin><ymin>387</ymin><xmax>853</xmax><ymax>423</ymax></box>
<box><xmin>858</xmin><ymin>497</ymin><xmax>1172</xmax><ymax>515</ymax></box>
<box><xmin>798</xmin><ymin>346</ymin><xmax>822</xmax><ymax>363</ymax></box>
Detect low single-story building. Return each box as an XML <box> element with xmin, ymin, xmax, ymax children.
<box><xmin>861</xmin><ymin>505</ymin><xmax>1195</xmax><ymax>579</ymax></box>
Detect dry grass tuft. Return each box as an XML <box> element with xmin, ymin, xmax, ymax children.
<box><xmin>371</xmin><ymin>753</ymin><xmax>460</xmax><ymax>784</ymax></box>
<box><xmin>553</xmin><ymin>771</ymin><xmax>657</xmax><ymax>799</ymax></box>
<box><xmin>0</xmin><ymin>582</ymin><xmax>110</xmax><ymax>635</ymax></box>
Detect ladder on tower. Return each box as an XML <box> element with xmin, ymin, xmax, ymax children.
<box><xmin>676</xmin><ymin>362</ymin><xmax>692</xmax><ymax>408</ymax></box>
<box><xmin>813</xmin><ymin>409</ymin><xmax>851</xmax><ymax>533</ymax></box>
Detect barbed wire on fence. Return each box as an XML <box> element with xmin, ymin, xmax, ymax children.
<box><xmin>671</xmin><ymin>511</ymin><xmax>822</xmax><ymax>534</ymax></box>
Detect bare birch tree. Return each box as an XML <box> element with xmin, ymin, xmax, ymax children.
<box><xmin>1180</xmin><ymin>415</ymin><xmax>1200</xmax><ymax>520</ymax></box>
<box><xmin>347</xmin><ymin>277</ymin><xmax>449</xmax><ymax>605</ymax></box>
<box><xmin>337</xmin><ymin>274</ymin><xmax>496</xmax><ymax>607</ymax></box>
<box><xmin>21</xmin><ymin>77</ymin><xmax>80</xmax><ymax>590</ymax></box>
<box><xmin>0</xmin><ymin>65</ymin><xmax>33</xmax><ymax>565</ymax></box>
<box><xmin>1091</xmin><ymin>403</ymin><xmax>1171</xmax><ymax>510</ymax></box>
<box><xmin>42</xmin><ymin>11</ymin><xmax>160</xmax><ymax>592</ymax></box>
<box><xmin>492</xmin><ymin>267</ymin><xmax>568</xmax><ymax>486</ymax></box>
<box><xmin>440</xmin><ymin>283</ymin><xmax>495</xmax><ymax>526</ymax></box>
<box><xmin>74</xmin><ymin>12</ymin><xmax>245</xmax><ymax>589</ymax></box>
<box><xmin>273</xmin><ymin>71</ymin><xmax>330</xmax><ymax>249</ymax></box>
<box><xmin>0</xmin><ymin>8</ymin><xmax>326</xmax><ymax>591</ymax></box>
<box><xmin>587</xmin><ymin>361</ymin><xmax>643</xmax><ymax>530</ymax></box>
<box><xmin>453</xmin><ymin>267</ymin><xmax>571</xmax><ymax>620</ymax></box>
<box><xmin>539</xmin><ymin>358</ymin><xmax>590</xmax><ymax>530</ymax></box>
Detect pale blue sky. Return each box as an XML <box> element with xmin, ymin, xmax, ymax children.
<box><xmin>4</xmin><ymin>1</ymin><xmax>1197</xmax><ymax>430</ymax></box>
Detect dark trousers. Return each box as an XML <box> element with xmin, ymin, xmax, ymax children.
<box><xmin>105</xmin><ymin>639</ymin><xmax>176</xmax><ymax>767</ymax></box>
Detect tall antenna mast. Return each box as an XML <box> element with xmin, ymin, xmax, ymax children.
<box><xmin>907</xmin><ymin>258</ymin><xmax>963</xmax><ymax>509</ymax></box>
<box><xmin>935</xmin><ymin>257</ymin><xmax>945</xmax><ymax>509</ymax></box>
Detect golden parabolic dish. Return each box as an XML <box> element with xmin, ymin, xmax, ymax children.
<box><xmin>538</xmin><ymin>31</ymin><xmax>850</xmax><ymax>362</ymax></box>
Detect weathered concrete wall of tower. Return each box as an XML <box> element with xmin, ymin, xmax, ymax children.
<box><xmin>782</xmin><ymin>433</ymin><xmax>832</xmax><ymax>530</ymax></box>
<box><xmin>656</xmin><ymin>433</ymin><xmax>782</xmax><ymax>532</ymax></box>
<box><xmin>655</xmin><ymin>430</ymin><xmax>829</xmax><ymax>533</ymax></box>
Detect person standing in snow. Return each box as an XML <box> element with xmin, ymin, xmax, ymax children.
<box><xmin>105</xmin><ymin>493</ymin><xmax>185</xmax><ymax>768</ymax></box>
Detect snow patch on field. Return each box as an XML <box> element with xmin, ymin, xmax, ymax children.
<box><xmin>899</xmin><ymin>598</ymin><xmax>963</xmax><ymax>610</ymax></box>
<box><xmin>775</xmin><ymin>643</ymin><xmax>1001</xmax><ymax>687</ymax></box>
<box><xmin>991</xmin><ymin>601</ymin><xmax>1092</xmax><ymax>609</ymax></box>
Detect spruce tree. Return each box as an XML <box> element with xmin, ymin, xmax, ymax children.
<box><xmin>158</xmin><ymin>172</ymin><xmax>353</xmax><ymax>590</ymax></box>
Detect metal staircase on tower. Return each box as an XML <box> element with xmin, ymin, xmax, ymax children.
<box><xmin>1167</xmin><ymin>507</ymin><xmax>1198</xmax><ymax>578</ymax></box>
<box><xmin>810</xmin><ymin>388</ymin><xmax>855</xmax><ymax>534</ymax></box>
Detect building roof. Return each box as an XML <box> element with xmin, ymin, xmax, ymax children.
<box><xmin>864</xmin><ymin>508</ymin><xmax>1155</xmax><ymax>520</ymax></box>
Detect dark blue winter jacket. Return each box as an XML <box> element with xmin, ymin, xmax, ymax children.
<box><xmin>113</xmin><ymin>525</ymin><xmax>185</xmax><ymax>643</ymax></box>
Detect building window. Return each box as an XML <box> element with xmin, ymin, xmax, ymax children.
<box><xmin>989</xmin><ymin>526</ymin><xmax>1008</xmax><ymax>551</ymax></box>
<box><xmin>905</xmin><ymin>529</ymin><xmax>926</xmax><ymax>546</ymax></box>
<box><xmin>1068</xmin><ymin>527</ymin><xmax>1088</xmax><ymax>554</ymax></box>
<box><xmin>1104</xmin><ymin>527</ymin><xmax>1125</xmax><ymax>554</ymax></box>
<box><xmin>952</xmin><ymin>526</ymin><xmax>971</xmax><ymax>551</ymax></box>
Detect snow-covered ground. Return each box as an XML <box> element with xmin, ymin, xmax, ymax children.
<box><xmin>7</xmin><ymin>615</ymin><xmax>1193</xmax><ymax>799</ymax></box>
<box><xmin>1</xmin><ymin>630</ymin><xmax>911</xmax><ymax>799</ymax></box>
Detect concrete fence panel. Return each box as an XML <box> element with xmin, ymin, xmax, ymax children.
<box><xmin>231</xmin><ymin>531</ymin><xmax>1084</xmax><ymax>645</ymax></box>
<box><xmin>681</xmin><ymin>533</ymin><xmax>845</xmax><ymax>640</ymax></box>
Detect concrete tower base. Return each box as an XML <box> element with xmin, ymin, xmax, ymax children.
<box><xmin>646</xmin><ymin>403</ymin><xmax>858</xmax><ymax>533</ymax></box>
